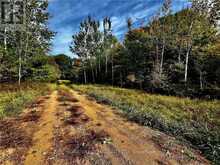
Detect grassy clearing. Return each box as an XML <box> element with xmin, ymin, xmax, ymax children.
<box><xmin>0</xmin><ymin>83</ymin><xmax>55</xmax><ymax>118</ymax></box>
<box><xmin>71</xmin><ymin>84</ymin><xmax>220</xmax><ymax>164</ymax></box>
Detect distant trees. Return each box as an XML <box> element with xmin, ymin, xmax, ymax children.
<box><xmin>53</xmin><ymin>54</ymin><xmax>75</xmax><ymax>80</ymax></box>
<box><xmin>123</xmin><ymin>29</ymin><xmax>149</xmax><ymax>88</ymax></box>
<box><xmin>70</xmin><ymin>16</ymin><xmax>118</xmax><ymax>84</ymax></box>
<box><xmin>29</xmin><ymin>55</ymin><xmax>60</xmax><ymax>82</ymax></box>
<box><xmin>70</xmin><ymin>16</ymin><xmax>101</xmax><ymax>83</ymax></box>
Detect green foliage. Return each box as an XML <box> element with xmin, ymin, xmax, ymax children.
<box><xmin>27</xmin><ymin>55</ymin><xmax>61</xmax><ymax>82</ymax></box>
<box><xmin>0</xmin><ymin>0</ymin><xmax>55</xmax><ymax>83</ymax></box>
<box><xmin>70</xmin><ymin>16</ymin><xmax>104</xmax><ymax>83</ymax></box>
<box><xmin>72</xmin><ymin>84</ymin><xmax>220</xmax><ymax>164</ymax></box>
<box><xmin>0</xmin><ymin>46</ymin><xmax>17</xmax><ymax>82</ymax></box>
<box><xmin>124</xmin><ymin>29</ymin><xmax>150</xmax><ymax>76</ymax></box>
<box><xmin>53</xmin><ymin>54</ymin><xmax>76</xmax><ymax>80</ymax></box>
<box><xmin>0</xmin><ymin>91</ymin><xmax>35</xmax><ymax>117</ymax></box>
<box><xmin>30</xmin><ymin>64</ymin><xmax>60</xmax><ymax>82</ymax></box>
<box><xmin>0</xmin><ymin>83</ymin><xmax>52</xmax><ymax>118</ymax></box>
<box><xmin>70</xmin><ymin>6</ymin><xmax>220</xmax><ymax>97</ymax></box>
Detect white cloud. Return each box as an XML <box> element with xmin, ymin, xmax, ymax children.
<box><xmin>48</xmin><ymin>0</ymin><xmax>189</xmax><ymax>56</ymax></box>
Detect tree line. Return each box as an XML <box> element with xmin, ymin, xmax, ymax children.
<box><xmin>70</xmin><ymin>0</ymin><xmax>220</xmax><ymax>98</ymax></box>
<box><xmin>0</xmin><ymin>0</ymin><xmax>219</xmax><ymax>98</ymax></box>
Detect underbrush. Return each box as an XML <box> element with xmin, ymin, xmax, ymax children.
<box><xmin>71</xmin><ymin>84</ymin><xmax>220</xmax><ymax>164</ymax></box>
<box><xmin>0</xmin><ymin>83</ymin><xmax>54</xmax><ymax>118</ymax></box>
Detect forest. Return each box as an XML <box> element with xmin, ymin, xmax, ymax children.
<box><xmin>0</xmin><ymin>0</ymin><xmax>220</xmax><ymax>164</ymax></box>
<box><xmin>69</xmin><ymin>0</ymin><xmax>220</xmax><ymax>98</ymax></box>
<box><xmin>0</xmin><ymin>0</ymin><xmax>219</xmax><ymax>98</ymax></box>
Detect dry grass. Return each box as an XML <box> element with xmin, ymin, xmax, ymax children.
<box><xmin>0</xmin><ymin>83</ymin><xmax>54</xmax><ymax>118</ymax></box>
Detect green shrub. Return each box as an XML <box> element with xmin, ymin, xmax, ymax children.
<box><xmin>31</xmin><ymin>64</ymin><xmax>60</xmax><ymax>82</ymax></box>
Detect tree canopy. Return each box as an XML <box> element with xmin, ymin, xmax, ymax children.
<box><xmin>70</xmin><ymin>1</ymin><xmax>220</xmax><ymax>98</ymax></box>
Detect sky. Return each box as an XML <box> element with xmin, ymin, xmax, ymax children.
<box><xmin>48</xmin><ymin>0</ymin><xmax>189</xmax><ymax>57</ymax></box>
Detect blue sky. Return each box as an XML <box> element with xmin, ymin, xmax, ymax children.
<box><xmin>48</xmin><ymin>0</ymin><xmax>189</xmax><ymax>57</ymax></box>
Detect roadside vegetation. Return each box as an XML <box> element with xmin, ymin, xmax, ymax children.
<box><xmin>0</xmin><ymin>83</ymin><xmax>54</xmax><ymax>118</ymax></box>
<box><xmin>72</xmin><ymin>84</ymin><xmax>220</xmax><ymax>163</ymax></box>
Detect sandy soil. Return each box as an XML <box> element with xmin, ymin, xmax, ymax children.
<box><xmin>0</xmin><ymin>88</ymin><xmax>210</xmax><ymax>165</ymax></box>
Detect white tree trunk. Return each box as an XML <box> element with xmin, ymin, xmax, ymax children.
<box><xmin>4</xmin><ymin>28</ymin><xmax>7</xmax><ymax>51</ymax></box>
<box><xmin>112</xmin><ymin>54</ymin><xmax>114</xmax><ymax>85</ymax></box>
<box><xmin>120</xmin><ymin>71</ymin><xmax>123</xmax><ymax>87</ymax></box>
<box><xmin>98</xmin><ymin>53</ymin><xmax>101</xmax><ymax>73</ymax></box>
<box><xmin>18</xmin><ymin>36</ymin><xmax>23</xmax><ymax>86</ymax></box>
<box><xmin>83</xmin><ymin>68</ymin><xmax>87</xmax><ymax>84</ymax></box>
<box><xmin>184</xmin><ymin>45</ymin><xmax>192</xmax><ymax>83</ymax></box>
<box><xmin>18</xmin><ymin>55</ymin><xmax>22</xmax><ymax>86</ymax></box>
<box><xmin>105</xmin><ymin>53</ymin><xmax>108</xmax><ymax>75</ymax></box>
<box><xmin>24</xmin><ymin>34</ymin><xmax>29</xmax><ymax>60</ymax></box>
<box><xmin>160</xmin><ymin>39</ymin><xmax>165</xmax><ymax>75</ymax></box>
<box><xmin>178</xmin><ymin>45</ymin><xmax>182</xmax><ymax>63</ymax></box>
<box><xmin>90</xmin><ymin>61</ymin><xmax>95</xmax><ymax>83</ymax></box>
<box><xmin>200</xmin><ymin>71</ymin><xmax>203</xmax><ymax>90</ymax></box>
<box><xmin>184</xmin><ymin>22</ymin><xmax>194</xmax><ymax>83</ymax></box>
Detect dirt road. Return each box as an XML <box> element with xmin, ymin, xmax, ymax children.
<box><xmin>0</xmin><ymin>88</ymin><xmax>210</xmax><ymax>165</ymax></box>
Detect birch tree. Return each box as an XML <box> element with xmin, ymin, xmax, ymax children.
<box><xmin>159</xmin><ymin>0</ymin><xmax>172</xmax><ymax>76</ymax></box>
<box><xmin>14</xmin><ymin>0</ymin><xmax>54</xmax><ymax>85</ymax></box>
<box><xmin>70</xmin><ymin>16</ymin><xmax>102</xmax><ymax>83</ymax></box>
<box><xmin>103</xmin><ymin>17</ymin><xmax>112</xmax><ymax>75</ymax></box>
